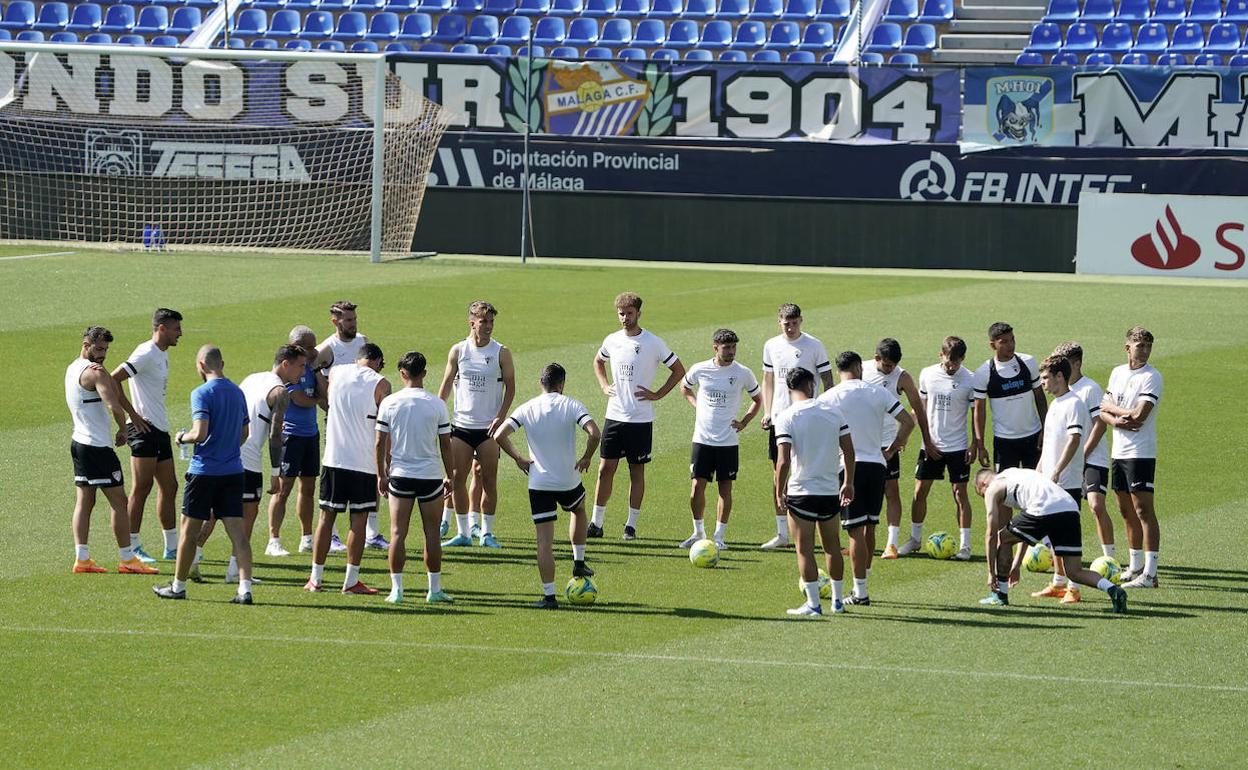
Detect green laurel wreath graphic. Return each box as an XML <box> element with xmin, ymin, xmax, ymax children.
<box><xmin>636</xmin><ymin>64</ymin><xmax>674</xmax><ymax>137</ymax></box>
<box><xmin>504</xmin><ymin>58</ymin><xmax>547</xmax><ymax>134</ymax></box>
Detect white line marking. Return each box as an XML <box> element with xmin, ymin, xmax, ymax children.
<box><xmin>0</xmin><ymin>250</ymin><xmax>75</xmax><ymax>261</ymax></box>
<box><xmin>4</xmin><ymin>624</ymin><xmax>1244</xmax><ymax>694</ymax></box>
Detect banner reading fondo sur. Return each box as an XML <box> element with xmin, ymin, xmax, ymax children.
<box><xmin>1076</xmin><ymin>193</ymin><xmax>1248</xmax><ymax>278</ymax></box>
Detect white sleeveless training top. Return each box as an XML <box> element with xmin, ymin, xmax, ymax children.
<box><xmin>453</xmin><ymin>337</ymin><xmax>504</xmax><ymax>430</ymax></box>
<box><xmin>66</xmin><ymin>357</ymin><xmax>113</xmax><ymax>447</ymax></box>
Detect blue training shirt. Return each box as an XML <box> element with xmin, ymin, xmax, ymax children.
<box><xmin>283</xmin><ymin>363</ymin><xmax>319</xmax><ymax>438</ymax></box>
<box><xmin>188</xmin><ymin>377</ymin><xmax>248</xmax><ymax>476</ymax></box>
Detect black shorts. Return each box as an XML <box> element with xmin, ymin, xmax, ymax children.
<box><xmin>126</xmin><ymin>424</ymin><xmax>173</xmax><ymax>462</ymax></box>
<box><xmin>883</xmin><ymin>449</ymin><xmax>900</xmax><ymax>481</ymax></box>
<box><xmin>319</xmin><ymin>466</ymin><xmax>378</xmax><ymax>513</ymax></box>
<box><xmin>242</xmin><ymin>470</ymin><xmax>264</xmax><ymax>503</ymax></box>
<box><xmin>1083</xmin><ymin>464</ymin><xmax>1109</xmax><ymax>496</ymax></box>
<box><xmin>71</xmin><ymin>441</ymin><xmax>124</xmax><ymax>488</ymax></box>
<box><xmin>279</xmin><ymin>433</ymin><xmax>320</xmax><ymax>478</ymax></box>
<box><xmin>767</xmin><ymin>425</ymin><xmax>778</xmax><ymax>463</ymax></box>
<box><xmin>388</xmin><ymin>476</ymin><xmax>445</xmax><ymax>503</ymax></box>
<box><xmin>1112</xmin><ymin>458</ymin><xmax>1156</xmax><ymax>494</ymax></box>
<box><xmin>1064</xmin><ymin>487</ymin><xmax>1084</xmax><ymax>504</ymax></box>
<box><xmin>183</xmin><ymin>472</ymin><xmax>245</xmax><ymax>521</ymax></box>
<box><xmin>915</xmin><ymin>448</ymin><xmax>971</xmax><ymax>483</ymax></box>
<box><xmin>1006</xmin><ymin>510</ymin><xmax>1082</xmax><ymax>556</ymax></box>
<box><xmin>451</xmin><ymin>425</ymin><xmax>493</xmax><ymax>450</ymax></box>
<box><xmin>993</xmin><ymin>432</ymin><xmax>1042</xmax><ymax>472</ymax></box>
<box><xmin>690</xmin><ymin>443</ymin><xmax>739</xmax><ymax>482</ymax></box>
<box><xmin>842</xmin><ymin>461</ymin><xmax>886</xmax><ymax>530</ymax></box>
<box><xmin>529</xmin><ymin>484</ymin><xmax>587</xmax><ymax>523</ymax></box>
<box><xmin>601</xmin><ymin>419</ymin><xmax>653</xmax><ymax>465</ymax></box>
<box><xmin>786</xmin><ymin>494</ymin><xmax>841</xmax><ymax>522</ymax></box>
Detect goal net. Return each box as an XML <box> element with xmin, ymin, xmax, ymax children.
<box><xmin>0</xmin><ymin>44</ymin><xmax>451</xmax><ymax>259</ymax></box>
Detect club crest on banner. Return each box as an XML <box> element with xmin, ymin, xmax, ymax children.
<box><xmin>987</xmin><ymin>76</ymin><xmax>1053</xmax><ymax>144</ymax></box>
<box><xmin>543</xmin><ymin>62</ymin><xmax>650</xmax><ymax>137</ymax></box>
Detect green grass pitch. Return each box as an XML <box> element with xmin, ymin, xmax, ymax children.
<box><xmin>1</xmin><ymin>246</ymin><xmax>1246</xmax><ymax>768</ymax></box>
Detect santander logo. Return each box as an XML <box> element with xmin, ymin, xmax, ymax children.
<box><xmin>1131</xmin><ymin>205</ymin><xmax>1201</xmax><ymax>270</ymax></box>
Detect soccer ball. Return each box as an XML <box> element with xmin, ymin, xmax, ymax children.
<box><xmin>796</xmin><ymin>568</ymin><xmax>832</xmax><ymax>599</ymax></box>
<box><xmin>1023</xmin><ymin>543</ymin><xmax>1053</xmax><ymax>573</ymax></box>
<box><xmin>924</xmin><ymin>531</ymin><xmax>957</xmax><ymax>559</ymax></box>
<box><xmin>1090</xmin><ymin>556</ymin><xmax>1122</xmax><ymax>584</ymax></box>
<box><xmin>564</xmin><ymin>576</ymin><xmax>598</xmax><ymax>605</ymax></box>
<box><xmin>689</xmin><ymin>538</ymin><xmax>720</xmax><ymax>568</ymax></box>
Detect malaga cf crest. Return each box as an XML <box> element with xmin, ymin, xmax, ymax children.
<box><xmin>987</xmin><ymin>75</ymin><xmax>1054</xmax><ymax>144</ymax></box>
<box><xmin>544</xmin><ymin>62</ymin><xmax>649</xmax><ymax>137</ymax></box>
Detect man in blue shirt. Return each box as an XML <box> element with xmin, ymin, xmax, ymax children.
<box><xmin>154</xmin><ymin>345</ymin><xmax>254</xmax><ymax>604</ymax></box>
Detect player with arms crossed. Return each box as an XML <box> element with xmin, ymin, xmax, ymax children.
<box><xmin>376</xmin><ymin>352</ymin><xmax>456</xmax><ymax>604</ymax></box>
<box><xmin>112</xmin><ymin>307</ymin><xmax>183</xmax><ymax>564</ymax></box>
<box><xmin>1053</xmin><ymin>341</ymin><xmax>1116</xmax><ymax>560</ymax></box>
<box><xmin>972</xmin><ymin>322</ymin><xmax>1047</xmax><ymax>472</ymax></box>
<box><xmin>900</xmin><ymin>336</ymin><xmax>978</xmax><ymax>559</ymax></box>
<box><xmin>66</xmin><ymin>326</ymin><xmax>159</xmax><ymax>575</ymax></box>
<box><xmin>773</xmin><ymin>368</ymin><xmax>855</xmax><ymax>617</ymax></box>
<box><xmin>589</xmin><ymin>292</ymin><xmax>684</xmax><ymax>541</ymax></box>
<box><xmin>974</xmin><ymin>466</ymin><xmax>1127</xmax><ymax>613</ymax></box>
<box><xmin>1102</xmin><ymin>326</ymin><xmax>1164</xmax><ymax>588</ymax></box>
<box><xmin>154</xmin><ymin>345</ymin><xmax>254</xmax><ymax>604</ymax></box>
<box><xmin>494</xmin><ymin>364</ymin><xmax>602</xmax><ymax>608</ymax></box>
<box><xmin>438</xmin><ymin>301</ymin><xmax>516</xmax><ymax>549</ymax></box>
<box><xmin>759</xmin><ymin>303</ymin><xmax>834</xmax><ymax>551</ymax></box>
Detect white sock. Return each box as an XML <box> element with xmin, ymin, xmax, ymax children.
<box><xmin>1096</xmin><ymin>577</ymin><xmax>1114</xmax><ymax>592</ymax></box>
<box><xmin>193</xmin><ymin>546</ymin><xmax>203</xmax><ymax>566</ymax></box>
<box><xmin>118</xmin><ymin>546</ymin><xmax>133</xmax><ymax>561</ymax></box>
<box><xmin>163</xmin><ymin>528</ymin><xmax>178</xmax><ymax>552</ymax></box>
<box><xmin>910</xmin><ymin>522</ymin><xmax>924</xmax><ymax>542</ymax></box>
<box><xmin>390</xmin><ymin>573</ymin><xmax>403</xmax><ymax>592</ymax></box>
<box><xmin>1053</xmin><ymin>574</ymin><xmax>1068</xmax><ymax>587</ymax></box>
<box><xmin>75</xmin><ymin>544</ymin><xmax>89</xmax><ymax>561</ymax></box>
<box><xmin>468</xmin><ymin>511</ymin><xmax>480</xmax><ymax>530</ymax></box>
<box><xmin>1128</xmin><ymin>548</ymin><xmax>1144</xmax><ymax>572</ymax></box>
<box><xmin>592</xmin><ymin>505</ymin><xmax>607</xmax><ymax>527</ymax></box>
<box><xmin>802</xmin><ymin>580</ymin><xmax>821</xmax><ymax>608</ymax></box>
<box><xmin>1102</xmin><ymin>543</ymin><xmax>1116</xmax><ymax>559</ymax></box>
<box><xmin>130</xmin><ymin>533</ymin><xmax>141</xmax><ymax>550</ymax></box>
<box><xmin>227</xmin><ymin>555</ymin><xmax>238</xmax><ymax>578</ymax></box>
<box><xmin>456</xmin><ymin>514</ymin><xmax>470</xmax><ymax>537</ymax></box>
<box><xmin>886</xmin><ymin>526</ymin><xmax>900</xmax><ymax>548</ymax></box>
<box><xmin>171</xmin><ymin>579</ymin><xmax>186</xmax><ymax>593</ymax></box>
<box><xmin>238</xmin><ymin>579</ymin><xmax>252</xmax><ymax>596</ymax></box>
<box><xmin>997</xmin><ymin>582</ymin><xmax>1009</xmax><ymax>595</ymax></box>
<box><xmin>959</xmin><ymin>528</ymin><xmax>972</xmax><ymax>550</ymax></box>
<box><xmin>300</xmin><ymin>534</ymin><xmax>312</xmax><ymax>548</ymax></box>
<box><xmin>1144</xmin><ymin>550</ymin><xmax>1158</xmax><ymax>577</ymax></box>
<box><xmin>482</xmin><ymin>514</ymin><xmax>495</xmax><ymax>535</ymax></box>
<box><xmin>428</xmin><ymin>571</ymin><xmax>442</xmax><ymax>594</ymax></box>
<box><xmin>713</xmin><ymin>521</ymin><xmax>727</xmax><ymax>541</ymax></box>
<box><xmin>626</xmin><ymin>507</ymin><xmax>641</xmax><ymax>529</ymax></box>
<box><xmin>344</xmin><ymin>563</ymin><xmax>360</xmax><ymax>589</ymax></box>
<box><xmin>542</xmin><ymin>581</ymin><xmax>556</xmax><ymax>597</ymax></box>
<box><xmin>853</xmin><ymin>578</ymin><xmax>868</xmax><ymax>599</ymax></box>
<box><xmin>572</xmin><ymin>544</ymin><xmax>586</xmax><ymax>561</ymax></box>
<box><xmin>366</xmin><ymin>510</ymin><xmax>380</xmax><ymax>539</ymax></box>
<box><xmin>692</xmin><ymin>519</ymin><xmax>705</xmax><ymax>538</ymax></box>
<box><xmin>310</xmin><ymin>562</ymin><xmax>325</xmax><ymax>584</ymax></box>
<box><xmin>831</xmin><ymin>579</ymin><xmax>844</xmax><ymax>603</ymax></box>
<box><xmin>775</xmin><ymin>515</ymin><xmax>788</xmax><ymax>539</ymax></box>
<box><xmin>441</xmin><ymin>507</ymin><xmax>454</xmax><ymax>526</ymax></box>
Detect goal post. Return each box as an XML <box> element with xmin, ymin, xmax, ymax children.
<box><xmin>0</xmin><ymin>43</ymin><xmax>452</xmax><ymax>261</ymax></box>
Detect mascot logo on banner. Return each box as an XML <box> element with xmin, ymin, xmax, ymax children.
<box><xmin>987</xmin><ymin>76</ymin><xmax>1054</xmax><ymax>144</ymax></box>
<box><xmin>543</xmin><ymin>61</ymin><xmax>650</xmax><ymax>136</ymax></box>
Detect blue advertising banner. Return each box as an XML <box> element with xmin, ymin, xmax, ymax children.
<box><xmin>963</xmin><ymin>66</ymin><xmax>1248</xmax><ymax>148</ymax></box>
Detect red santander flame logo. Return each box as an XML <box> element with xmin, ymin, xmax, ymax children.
<box><xmin>1131</xmin><ymin>205</ymin><xmax>1201</xmax><ymax>270</ymax></box>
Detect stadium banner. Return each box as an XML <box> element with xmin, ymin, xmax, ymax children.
<box><xmin>1076</xmin><ymin>193</ymin><xmax>1248</xmax><ymax>278</ymax></box>
<box><xmin>963</xmin><ymin>66</ymin><xmax>1248</xmax><ymax>148</ymax></box>
<box><xmin>430</xmin><ymin>134</ymin><xmax>1248</xmax><ymax>204</ymax></box>
<box><xmin>391</xmin><ymin>55</ymin><xmax>962</xmax><ymax>143</ymax></box>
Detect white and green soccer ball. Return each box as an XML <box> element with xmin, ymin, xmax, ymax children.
<box><xmin>924</xmin><ymin>531</ymin><xmax>957</xmax><ymax>560</ymax></box>
<box><xmin>689</xmin><ymin>538</ymin><xmax>720</xmax><ymax>568</ymax></box>
<box><xmin>796</xmin><ymin>568</ymin><xmax>832</xmax><ymax>599</ymax></box>
<box><xmin>1089</xmin><ymin>555</ymin><xmax>1122</xmax><ymax>584</ymax></box>
<box><xmin>564</xmin><ymin>576</ymin><xmax>598</xmax><ymax>605</ymax></box>
<box><xmin>1023</xmin><ymin>543</ymin><xmax>1053</xmax><ymax>573</ymax></box>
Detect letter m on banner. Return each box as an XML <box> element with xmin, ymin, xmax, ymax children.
<box><xmin>1073</xmin><ymin>71</ymin><xmax>1220</xmax><ymax>147</ymax></box>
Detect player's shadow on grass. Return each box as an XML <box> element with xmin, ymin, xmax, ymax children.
<box><xmin>1158</xmin><ymin>565</ymin><xmax>1248</xmax><ymax>584</ymax></box>
<box><xmin>260</xmin><ymin>600</ymin><xmax>490</xmax><ymax>617</ymax></box>
<box><xmin>843</xmin><ymin>611</ymin><xmax>1079</xmax><ymax>631</ymax></box>
<box><xmin>886</xmin><ymin>600</ymin><xmax>1198</xmax><ymax>621</ymax></box>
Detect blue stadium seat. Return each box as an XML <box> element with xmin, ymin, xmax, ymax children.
<box><xmin>667</xmin><ymin>18</ymin><xmax>699</xmax><ymax>46</ymax></box>
<box><xmin>385</xmin><ymin>0</ymin><xmax>422</xmax><ymax>11</ymax></box>
<box><xmin>617</xmin><ymin>0</ymin><xmax>650</xmax><ymax>16</ymax></box>
<box><xmin>764</xmin><ymin>20</ymin><xmax>798</xmax><ymax>48</ymax></box>
<box><xmin>117</xmin><ymin>32</ymin><xmax>147</xmax><ymax>44</ymax></box>
<box><xmin>168</xmin><ymin>7</ymin><xmax>203</xmax><ymax>35</ymax></box>
<box><xmin>788</xmin><ymin>49</ymin><xmax>815</xmax><ymax>61</ymax></box>
<box><xmin>1169</xmin><ymin>22</ymin><xmax>1204</xmax><ymax>52</ymax></box>
<box><xmin>916</xmin><ymin>0</ymin><xmax>951</xmax><ymax>22</ymax></box>
<box><xmin>889</xmin><ymin>51</ymin><xmax>919</xmax><ymax>64</ymax></box>
<box><xmin>421</xmin><ymin>41</ymin><xmax>447</xmax><ymax>51</ymax></box>
<box><xmin>815</xmin><ymin>0</ymin><xmax>849</xmax><ymax>21</ymax></box>
<box><xmin>1229</xmin><ymin>52</ymin><xmax>1248</xmax><ymax>65</ymax></box>
<box><xmin>1063</xmin><ymin>21</ymin><xmax>1097</xmax><ymax>52</ymax></box>
<box><xmin>1193</xmin><ymin>52</ymin><xmax>1223</xmax><ymax>64</ymax></box>
<box><xmin>698</xmin><ymin>18</ymin><xmax>731</xmax><ymax>47</ymax></box>
<box><xmin>352</xmin><ymin>39</ymin><xmax>380</xmax><ymax>50</ymax></box>
<box><xmin>1114</xmin><ymin>0</ymin><xmax>1148</xmax><ymax>21</ymax></box>
<box><xmin>386</xmin><ymin>41</ymin><xmax>412</xmax><ymax>50</ymax></box>
<box><xmin>1133</xmin><ymin>23</ymin><xmax>1168</xmax><ymax>52</ymax></box>
<box><xmin>728</xmin><ymin>19</ymin><xmax>763</xmax><ymax>48</ymax></box>
<box><xmin>1026</xmin><ymin>22</ymin><xmax>1061</xmax><ymax>51</ymax></box>
<box><xmin>0</xmin><ymin>2</ymin><xmax>36</xmax><ymax>31</ymax></box>
<box><xmin>33</xmin><ymin>2</ymin><xmax>69</xmax><ymax>32</ymax></box>
<box><xmin>66</xmin><ymin>4</ymin><xmax>103</xmax><ymax>33</ymax></box>
<box><xmin>685</xmin><ymin>47</ymin><xmax>712</xmax><ymax>59</ymax></box>
<box><xmin>318</xmin><ymin>0</ymin><xmax>352</xmax><ymax>11</ymax></box>
<box><xmin>751</xmin><ymin>0</ymin><xmax>784</xmax><ymax>20</ymax></box>
<box><xmin>16</xmin><ymin>30</ymin><xmax>45</xmax><ymax>43</ymax></box>
<box><xmin>585</xmin><ymin>44</ymin><xmax>612</xmax><ymax>56</ymax></box>
<box><xmin>584</xmin><ymin>0</ymin><xmax>617</xmax><ymax>15</ymax></box>
<box><xmin>782</xmin><ymin>0</ymin><xmax>816</xmax><ymax>20</ymax></box>
<box><xmin>188</xmin><ymin>0</ymin><xmax>219</xmax><ymax>9</ymax></box>
<box><xmin>251</xmin><ymin>36</ymin><xmax>279</xmax><ymax>47</ymax></box>
<box><xmin>431</xmin><ymin>13</ymin><xmax>467</xmax><ymax>42</ymax></box>
<box><xmin>367</xmin><ymin>11</ymin><xmax>401</xmax><ymax>39</ymax></box>
<box><xmin>1204</xmin><ymin>22</ymin><xmax>1240</xmax><ymax>52</ymax></box>
<box><xmin>1084</xmin><ymin>51</ymin><xmax>1114</xmax><ymax>64</ymax></box>
<box><xmin>1080</xmin><ymin>0</ymin><xmax>1113</xmax><ymax>22</ymax></box>
<box><xmin>453</xmin><ymin>0</ymin><xmax>484</xmax><ymax>12</ymax></box>
<box><xmin>618</xmin><ymin>45</ymin><xmax>645</xmax><ymax>58</ymax></box>
<box><xmin>1119</xmin><ymin>51</ymin><xmax>1150</xmax><ymax>63</ymax></box>
<box><xmin>551</xmin><ymin>44</ymin><xmax>579</xmax><ymax>55</ymax></box>
<box><xmin>332</xmin><ymin>11</ymin><xmax>368</xmax><ymax>40</ymax></box>
<box><xmin>447</xmin><ymin>41</ymin><xmax>475</xmax><ymax>52</ymax></box>
<box><xmin>497</xmin><ymin>15</ymin><xmax>530</xmax><ymax>43</ymax></box>
<box><xmin>1043</xmin><ymin>0</ymin><xmax>1077</xmax><ymax>22</ymax></box>
<box><xmin>866</xmin><ymin>21</ymin><xmax>902</xmax><ymax>52</ymax></box>
<box><xmin>485</xmin><ymin>0</ymin><xmax>518</xmax><ymax>13</ymax></box>
<box><xmin>516</xmin><ymin>0</ymin><xmax>551</xmax><ymax>15</ymax></box>
<box><xmin>418</xmin><ymin>0</ymin><xmax>452</xmax><ymax>11</ymax></box>
<box><xmin>719</xmin><ymin>48</ymin><xmax>746</xmax><ymax>60</ymax></box>
<box><xmin>550</xmin><ymin>0</ymin><xmax>584</xmax><ymax>14</ymax></box>
<box><xmin>682</xmin><ymin>0</ymin><xmax>713</xmax><ymax>18</ymax></box>
<box><xmin>884</xmin><ymin>0</ymin><xmax>917</xmax><ymax>22</ymax></box>
<box><xmin>600</xmin><ymin>18</ymin><xmax>632</xmax><ymax>45</ymax></box>
<box><xmin>716</xmin><ymin>0</ymin><xmax>749</xmax><ymax>20</ymax></box>
<box><xmin>1150</xmin><ymin>0</ymin><xmax>1184</xmax><ymax>23</ymax></box>
<box><xmin>84</xmin><ymin>31</ymin><xmax>112</xmax><ymax>43</ymax></box>
<box><xmin>652</xmin><ymin>46</ymin><xmax>678</xmax><ymax>58</ymax></box>
<box><xmin>752</xmin><ymin>48</ymin><xmax>781</xmax><ymax>60</ymax></box>
<box><xmin>484</xmin><ymin>42</ymin><xmax>512</xmax><ymax>54</ymax></box>
<box><xmin>1015</xmin><ymin>50</ymin><xmax>1045</xmax><ymax>64</ymax></box>
<box><xmin>399</xmin><ymin>12</ymin><xmax>433</xmax><ymax>40</ymax></box>
<box><xmin>299</xmin><ymin>11</ymin><xmax>333</xmax><ymax>37</ymax></box>
<box><xmin>50</xmin><ymin>30</ymin><xmax>78</xmax><ymax>42</ymax></box>
<box><xmin>353</xmin><ymin>0</ymin><xmax>387</xmax><ymax>11</ymax></box>
<box><xmin>900</xmin><ymin>22</ymin><xmax>935</xmax><ymax>51</ymax></box>
<box><xmin>634</xmin><ymin>18</ymin><xmax>666</xmax><ymax>46</ymax></box>
<box><xmin>1187</xmin><ymin>0</ymin><xmax>1221</xmax><ymax>22</ymax></box>
<box><xmin>232</xmin><ymin>9</ymin><xmax>267</xmax><ymax>37</ymax></box>
<box><xmin>1226</xmin><ymin>0</ymin><xmax>1248</xmax><ymax>23</ymax></box>
<box><xmin>285</xmin><ymin>38</ymin><xmax>313</xmax><ymax>48</ymax></box>
<box><xmin>858</xmin><ymin>50</ymin><xmax>884</xmax><ymax>62</ymax></box>
<box><xmin>100</xmin><ymin>5</ymin><xmax>136</xmax><ymax>33</ymax></box>
<box><xmin>464</xmin><ymin>14</ymin><xmax>498</xmax><ymax>42</ymax></box>
<box><xmin>1097</xmin><ymin>22</ymin><xmax>1131</xmax><ymax>51</ymax></box>
<box><xmin>799</xmin><ymin>21</ymin><xmax>836</xmax><ymax>50</ymax></box>
<box><xmin>532</xmin><ymin>16</ymin><xmax>565</xmax><ymax>44</ymax></box>
<box><xmin>1156</xmin><ymin>51</ymin><xmax>1186</xmax><ymax>64</ymax></box>
<box><xmin>651</xmin><ymin>0</ymin><xmax>682</xmax><ymax>17</ymax></box>
<box><xmin>318</xmin><ymin>39</ymin><xmax>346</xmax><ymax>50</ymax></box>
<box><xmin>1049</xmin><ymin>50</ymin><xmax>1079</xmax><ymax>63</ymax></box>
<box><xmin>565</xmin><ymin>16</ymin><xmax>598</xmax><ymax>44</ymax></box>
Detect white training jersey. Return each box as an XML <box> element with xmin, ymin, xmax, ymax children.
<box><xmin>376</xmin><ymin>387</ymin><xmax>451</xmax><ymax>479</ymax></box>
<box><xmin>773</xmin><ymin>399</ymin><xmax>850</xmax><ymax>496</ymax></box>
<box><xmin>684</xmin><ymin>359</ymin><xmax>760</xmax><ymax>447</ymax></box>
<box><xmin>239</xmin><ymin>371</ymin><xmax>283</xmax><ymax>474</ymax></box>
<box><xmin>1068</xmin><ymin>374</ymin><xmax>1110</xmax><ymax>468</ymax></box>
<box><xmin>452</xmin><ymin>337</ymin><xmax>505</xmax><ymax>430</ymax></box>
<box><xmin>598</xmin><ymin>329</ymin><xmax>678</xmax><ymax>423</ymax></box>
<box><xmin>998</xmin><ymin>467</ymin><xmax>1080</xmax><ymax>516</ymax></box>
<box><xmin>1040</xmin><ymin>390</ymin><xmax>1089</xmax><ymax>491</ymax></box>
<box><xmin>317</xmin><ymin>333</ymin><xmax>367</xmax><ymax>370</ymax></box>
<box><xmin>1106</xmin><ymin>363</ymin><xmax>1163</xmax><ymax>459</ymax></box>
<box><xmin>862</xmin><ymin>360</ymin><xmax>906</xmax><ymax>445</ymax></box>
<box><xmin>819</xmin><ymin>379</ymin><xmax>902</xmax><ymax>466</ymax></box>
<box><xmin>121</xmin><ymin>339</ymin><xmax>170</xmax><ymax>432</ymax></box>
<box><xmin>972</xmin><ymin>353</ymin><xmax>1042</xmax><ymax>439</ymax></box>
<box><xmin>762</xmin><ymin>332</ymin><xmax>831</xmax><ymax>416</ymax></box>
<box><xmin>323</xmin><ymin>364</ymin><xmax>385</xmax><ymax>474</ymax></box>
<box><xmin>507</xmin><ymin>392</ymin><xmax>594</xmax><ymax>492</ymax></box>
<box><xmin>65</xmin><ymin>358</ymin><xmax>113</xmax><ymax>447</ymax></box>
<box><xmin>918</xmin><ymin>363</ymin><xmax>975</xmax><ymax>452</ymax></box>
